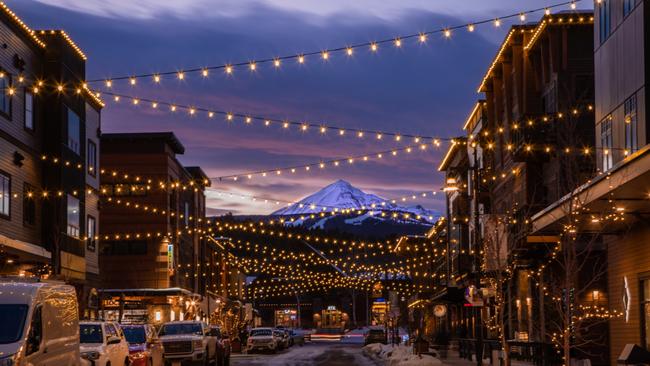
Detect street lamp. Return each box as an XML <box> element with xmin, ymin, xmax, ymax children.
<box><xmin>443</xmin><ymin>177</ymin><xmax>458</xmax><ymax>287</ymax></box>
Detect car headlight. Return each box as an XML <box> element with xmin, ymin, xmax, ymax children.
<box><xmin>81</xmin><ymin>351</ymin><xmax>100</xmax><ymax>360</ymax></box>
<box><xmin>193</xmin><ymin>340</ymin><xmax>203</xmax><ymax>350</ymax></box>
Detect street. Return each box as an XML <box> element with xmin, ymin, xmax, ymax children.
<box><xmin>231</xmin><ymin>343</ymin><xmax>376</xmax><ymax>366</ymax></box>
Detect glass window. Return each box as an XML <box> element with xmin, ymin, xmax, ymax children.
<box><xmin>23</xmin><ymin>183</ymin><xmax>36</xmax><ymax>225</ymax></box>
<box><xmin>67</xmin><ymin>108</ymin><xmax>81</xmax><ymax>155</ymax></box>
<box><xmin>66</xmin><ymin>195</ymin><xmax>80</xmax><ymax>237</ymax></box>
<box><xmin>600</xmin><ymin>117</ymin><xmax>613</xmax><ymax>171</ymax></box>
<box><xmin>624</xmin><ymin>94</ymin><xmax>638</xmax><ymax>154</ymax></box>
<box><xmin>642</xmin><ymin>279</ymin><xmax>650</xmax><ymax>349</ymax></box>
<box><xmin>0</xmin><ymin>304</ymin><xmax>28</xmax><ymax>344</ymax></box>
<box><xmin>25</xmin><ymin>306</ymin><xmax>42</xmax><ymax>355</ymax></box>
<box><xmin>0</xmin><ymin>172</ymin><xmax>9</xmax><ymax>217</ymax></box>
<box><xmin>87</xmin><ymin>216</ymin><xmax>96</xmax><ymax>252</ymax></box>
<box><xmin>624</xmin><ymin>0</ymin><xmax>637</xmax><ymax>17</ymax></box>
<box><xmin>104</xmin><ymin>324</ymin><xmax>117</xmax><ymax>338</ymax></box>
<box><xmin>0</xmin><ymin>76</ymin><xmax>11</xmax><ymax>116</ymax></box>
<box><xmin>184</xmin><ymin>202</ymin><xmax>189</xmax><ymax>226</ymax></box>
<box><xmin>87</xmin><ymin>140</ymin><xmax>97</xmax><ymax>177</ymax></box>
<box><xmin>25</xmin><ymin>90</ymin><xmax>33</xmax><ymax>130</ymax></box>
<box><xmin>599</xmin><ymin>0</ymin><xmax>611</xmax><ymax>44</ymax></box>
<box><xmin>80</xmin><ymin>324</ymin><xmax>103</xmax><ymax>344</ymax></box>
<box><xmin>122</xmin><ymin>326</ymin><xmax>146</xmax><ymax>344</ymax></box>
<box><xmin>159</xmin><ymin>323</ymin><xmax>203</xmax><ymax>336</ymax></box>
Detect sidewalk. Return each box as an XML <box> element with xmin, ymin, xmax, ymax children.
<box><xmin>440</xmin><ymin>353</ymin><xmax>534</xmax><ymax>366</ymax></box>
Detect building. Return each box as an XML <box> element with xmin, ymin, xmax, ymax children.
<box><xmin>530</xmin><ymin>1</ymin><xmax>648</xmax><ymax>364</ymax></box>
<box><xmin>0</xmin><ymin>2</ymin><xmax>103</xmax><ymax>315</ymax></box>
<box><xmin>98</xmin><ymin>132</ymin><xmax>222</xmax><ymax>324</ymax></box>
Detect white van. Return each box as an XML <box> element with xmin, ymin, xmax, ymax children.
<box><xmin>0</xmin><ymin>279</ymin><xmax>81</xmax><ymax>365</ymax></box>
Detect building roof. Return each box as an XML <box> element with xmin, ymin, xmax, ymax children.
<box><xmin>0</xmin><ymin>2</ymin><xmax>46</xmax><ymax>48</ymax></box>
<box><xmin>478</xmin><ymin>25</ymin><xmax>535</xmax><ymax>92</ymax></box>
<box><xmin>438</xmin><ymin>138</ymin><xmax>467</xmax><ymax>171</ymax></box>
<box><xmin>101</xmin><ymin>132</ymin><xmax>186</xmax><ymax>154</ymax></box>
<box><xmin>524</xmin><ymin>11</ymin><xmax>594</xmax><ymax>51</ymax></box>
<box><xmin>185</xmin><ymin>166</ymin><xmax>211</xmax><ymax>187</ymax></box>
<box><xmin>462</xmin><ymin>100</ymin><xmax>486</xmax><ymax>131</ymax></box>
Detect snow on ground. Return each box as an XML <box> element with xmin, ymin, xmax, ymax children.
<box><xmin>363</xmin><ymin>343</ymin><xmax>442</xmax><ymax>366</ymax></box>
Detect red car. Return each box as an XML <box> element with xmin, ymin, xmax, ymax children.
<box><xmin>121</xmin><ymin>324</ymin><xmax>164</xmax><ymax>366</ymax></box>
<box><xmin>209</xmin><ymin>326</ymin><xmax>231</xmax><ymax>366</ymax></box>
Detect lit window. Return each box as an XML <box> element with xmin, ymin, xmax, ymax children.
<box><xmin>66</xmin><ymin>195</ymin><xmax>80</xmax><ymax>237</ymax></box>
<box><xmin>624</xmin><ymin>94</ymin><xmax>638</xmax><ymax>154</ymax></box>
<box><xmin>600</xmin><ymin>117</ymin><xmax>613</xmax><ymax>171</ymax></box>
<box><xmin>87</xmin><ymin>140</ymin><xmax>97</xmax><ymax>177</ymax></box>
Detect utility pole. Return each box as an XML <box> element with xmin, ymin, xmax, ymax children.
<box><xmin>472</xmin><ymin>142</ymin><xmax>484</xmax><ymax>365</ymax></box>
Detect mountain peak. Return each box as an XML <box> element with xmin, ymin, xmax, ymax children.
<box><xmin>271</xmin><ymin>180</ymin><xmax>439</xmax><ymax>223</ymax></box>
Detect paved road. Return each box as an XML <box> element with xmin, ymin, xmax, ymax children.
<box><xmin>231</xmin><ymin>342</ymin><xmax>376</xmax><ymax>366</ymax></box>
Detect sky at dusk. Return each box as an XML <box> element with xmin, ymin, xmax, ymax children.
<box><xmin>10</xmin><ymin>0</ymin><xmax>592</xmax><ymax>215</ymax></box>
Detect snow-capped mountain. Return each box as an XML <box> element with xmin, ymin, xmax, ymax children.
<box><xmin>271</xmin><ymin>180</ymin><xmax>439</xmax><ymax>225</ymax></box>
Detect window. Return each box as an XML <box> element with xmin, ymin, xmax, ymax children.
<box><xmin>24</xmin><ymin>90</ymin><xmax>33</xmax><ymax>130</ymax></box>
<box><xmin>625</xmin><ymin>94</ymin><xmax>638</xmax><ymax>154</ymax></box>
<box><xmin>87</xmin><ymin>140</ymin><xmax>97</xmax><ymax>176</ymax></box>
<box><xmin>23</xmin><ymin>183</ymin><xmax>35</xmax><ymax>225</ymax></box>
<box><xmin>643</xmin><ymin>278</ymin><xmax>650</xmax><ymax>349</ymax></box>
<box><xmin>0</xmin><ymin>75</ymin><xmax>11</xmax><ymax>116</ymax></box>
<box><xmin>25</xmin><ymin>305</ymin><xmax>42</xmax><ymax>356</ymax></box>
<box><xmin>598</xmin><ymin>0</ymin><xmax>611</xmax><ymax>44</ymax></box>
<box><xmin>624</xmin><ymin>0</ymin><xmax>637</xmax><ymax>17</ymax></box>
<box><xmin>601</xmin><ymin>117</ymin><xmax>613</xmax><ymax>171</ymax></box>
<box><xmin>184</xmin><ymin>202</ymin><xmax>189</xmax><ymax>226</ymax></box>
<box><xmin>67</xmin><ymin>108</ymin><xmax>81</xmax><ymax>155</ymax></box>
<box><xmin>66</xmin><ymin>195</ymin><xmax>80</xmax><ymax>237</ymax></box>
<box><xmin>87</xmin><ymin>215</ymin><xmax>96</xmax><ymax>252</ymax></box>
<box><xmin>0</xmin><ymin>172</ymin><xmax>9</xmax><ymax>218</ymax></box>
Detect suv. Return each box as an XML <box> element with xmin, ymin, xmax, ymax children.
<box><xmin>158</xmin><ymin>321</ymin><xmax>216</xmax><ymax>365</ymax></box>
<box><xmin>0</xmin><ymin>280</ymin><xmax>81</xmax><ymax>365</ymax></box>
<box><xmin>246</xmin><ymin>328</ymin><xmax>278</xmax><ymax>353</ymax></box>
<box><xmin>79</xmin><ymin>321</ymin><xmax>130</xmax><ymax>366</ymax></box>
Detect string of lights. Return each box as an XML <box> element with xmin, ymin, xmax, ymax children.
<box><xmin>87</xmin><ymin>0</ymin><xmax>581</xmax><ymax>84</ymax></box>
<box><xmin>214</xmin><ymin>142</ymin><xmax>436</xmax><ymax>181</ymax></box>
<box><xmin>95</xmin><ymin>90</ymin><xmax>445</xmax><ymax>144</ymax></box>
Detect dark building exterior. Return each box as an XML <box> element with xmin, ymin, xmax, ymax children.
<box><xmin>0</xmin><ymin>3</ymin><xmax>103</xmax><ymax>316</ymax></box>
<box><xmin>98</xmin><ymin>132</ymin><xmax>222</xmax><ymax>324</ymax></box>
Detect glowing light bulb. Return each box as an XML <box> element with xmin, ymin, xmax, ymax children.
<box><xmin>225</xmin><ymin>65</ymin><xmax>233</xmax><ymax>74</ymax></box>
<box><xmin>419</xmin><ymin>34</ymin><xmax>427</xmax><ymax>43</ymax></box>
<box><xmin>153</xmin><ymin>75</ymin><xmax>161</xmax><ymax>83</ymax></box>
<box><xmin>346</xmin><ymin>48</ymin><xmax>353</xmax><ymax>56</ymax></box>
<box><xmin>321</xmin><ymin>52</ymin><xmax>329</xmax><ymax>60</ymax></box>
<box><xmin>520</xmin><ymin>13</ymin><xmax>526</xmax><ymax>21</ymax></box>
<box><xmin>468</xmin><ymin>24</ymin><xmax>475</xmax><ymax>32</ymax></box>
<box><xmin>394</xmin><ymin>38</ymin><xmax>402</xmax><ymax>47</ymax></box>
<box><xmin>444</xmin><ymin>29</ymin><xmax>451</xmax><ymax>38</ymax></box>
<box><xmin>105</xmin><ymin>80</ymin><xmax>112</xmax><ymax>87</ymax></box>
<box><xmin>370</xmin><ymin>43</ymin><xmax>378</xmax><ymax>52</ymax></box>
<box><xmin>570</xmin><ymin>2</ymin><xmax>576</xmax><ymax>10</ymax></box>
<box><xmin>274</xmin><ymin>59</ymin><xmax>281</xmax><ymax>67</ymax></box>
<box><xmin>494</xmin><ymin>18</ymin><xmax>501</xmax><ymax>27</ymax></box>
<box><xmin>177</xmin><ymin>71</ymin><xmax>185</xmax><ymax>80</ymax></box>
<box><xmin>249</xmin><ymin>63</ymin><xmax>256</xmax><ymax>71</ymax></box>
<box><xmin>171</xmin><ymin>105</ymin><xmax>177</xmax><ymax>112</ymax></box>
<box><xmin>298</xmin><ymin>55</ymin><xmax>305</xmax><ymax>63</ymax></box>
<box><xmin>130</xmin><ymin>77</ymin><xmax>136</xmax><ymax>85</ymax></box>
<box><xmin>545</xmin><ymin>8</ymin><xmax>551</xmax><ymax>15</ymax></box>
<box><xmin>202</xmin><ymin>69</ymin><xmax>209</xmax><ymax>77</ymax></box>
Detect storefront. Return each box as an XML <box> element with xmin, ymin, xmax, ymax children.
<box><xmin>274</xmin><ymin>309</ymin><xmax>298</xmax><ymax>328</ymax></box>
<box><xmin>315</xmin><ymin>305</ymin><xmax>348</xmax><ymax>331</ymax></box>
<box><xmin>371</xmin><ymin>299</ymin><xmax>390</xmax><ymax>325</ymax></box>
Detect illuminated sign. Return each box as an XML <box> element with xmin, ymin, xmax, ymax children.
<box><xmin>623</xmin><ymin>276</ymin><xmax>631</xmax><ymax>323</ymax></box>
<box><xmin>327</xmin><ymin>305</ymin><xmax>336</xmax><ymax>311</ymax></box>
<box><xmin>167</xmin><ymin>243</ymin><xmax>174</xmax><ymax>273</ymax></box>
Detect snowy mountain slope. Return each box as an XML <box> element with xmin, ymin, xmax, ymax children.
<box><xmin>271</xmin><ymin>180</ymin><xmax>439</xmax><ymax>224</ymax></box>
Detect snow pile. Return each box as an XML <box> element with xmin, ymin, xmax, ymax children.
<box><xmin>362</xmin><ymin>344</ymin><xmax>441</xmax><ymax>366</ymax></box>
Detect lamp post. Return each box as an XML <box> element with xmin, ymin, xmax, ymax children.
<box><xmin>443</xmin><ymin>177</ymin><xmax>459</xmax><ymax>287</ymax></box>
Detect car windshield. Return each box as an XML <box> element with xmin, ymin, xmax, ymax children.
<box><xmin>250</xmin><ymin>329</ymin><xmax>272</xmax><ymax>337</ymax></box>
<box><xmin>122</xmin><ymin>326</ymin><xmax>146</xmax><ymax>344</ymax></box>
<box><xmin>369</xmin><ymin>330</ymin><xmax>384</xmax><ymax>335</ymax></box>
<box><xmin>80</xmin><ymin>324</ymin><xmax>103</xmax><ymax>343</ymax></box>
<box><xmin>159</xmin><ymin>323</ymin><xmax>203</xmax><ymax>336</ymax></box>
<box><xmin>0</xmin><ymin>304</ymin><xmax>28</xmax><ymax>344</ymax></box>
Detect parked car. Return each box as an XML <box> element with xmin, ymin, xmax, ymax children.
<box><xmin>273</xmin><ymin>329</ymin><xmax>289</xmax><ymax>350</ymax></box>
<box><xmin>80</xmin><ymin>321</ymin><xmax>130</xmax><ymax>366</ymax></box>
<box><xmin>364</xmin><ymin>327</ymin><xmax>387</xmax><ymax>345</ymax></box>
<box><xmin>0</xmin><ymin>279</ymin><xmax>81</xmax><ymax>365</ymax></box>
<box><xmin>158</xmin><ymin>321</ymin><xmax>216</xmax><ymax>365</ymax></box>
<box><xmin>289</xmin><ymin>329</ymin><xmax>305</xmax><ymax>346</ymax></box>
<box><xmin>121</xmin><ymin>324</ymin><xmax>164</xmax><ymax>366</ymax></box>
<box><xmin>246</xmin><ymin>328</ymin><xmax>278</xmax><ymax>353</ymax></box>
<box><xmin>208</xmin><ymin>326</ymin><xmax>230</xmax><ymax>366</ymax></box>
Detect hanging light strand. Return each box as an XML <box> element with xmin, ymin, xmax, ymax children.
<box><xmin>88</xmin><ymin>0</ymin><xmax>581</xmax><ymax>84</ymax></box>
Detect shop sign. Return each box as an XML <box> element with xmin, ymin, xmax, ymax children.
<box><xmin>434</xmin><ymin>304</ymin><xmax>447</xmax><ymax>318</ymax></box>
<box><xmin>327</xmin><ymin>305</ymin><xmax>336</xmax><ymax>311</ymax></box>
<box><xmin>167</xmin><ymin>243</ymin><xmax>174</xmax><ymax>273</ymax></box>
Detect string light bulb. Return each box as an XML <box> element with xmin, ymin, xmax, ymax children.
<box><xmin>274</xmin><ymin>59</ymin><xmax>281</xmax><ymax>67</ymax></box>
<box><xmin>177</xmin><ymin>71</ymin><xmax>185</xmax><ymax>80</ymax></box>
<box><xmin>129</xmin><ymin>77</ymin><xmax>136</xmax><ymax>85</ymax></box>
<box><xmin>321</xmin><ymin>51</ymin><xmax>329</xmax><ymax>60</ymax></box>
<box><xmin>468</xmin><ymin>24</ymin><xmax>475</xmax><ymax>32</ymax></box>
<box><xmin>249</xmin><ymin>62</ymin><xmax>256</xmax><ymax>71</ymax></box>
<box><xmin>202</xmin><ymin>69</ymin><xmax>209</xmax><ymax>77</ymax></box>
<box><xmin>494</xmin><ymin>18</ymin><xmax>501</xmax><ymax>27</ymax></box>
<box><xmin>419</xmin><ymin>33</ymin><xmax>427</xmax><ymax>43</ymax></box>
<box><xmin>153</xmin><ymin>75</ymin><xmax>161</xmax><ymax>83</ymax></box>
<box><xmin>370</xmin><ymin>43</ymin><xmax>378</xmax><ymax>52</ymax></box>
<box><xmin>394</xmin><ymin>38</ymin><xmax>402</xmax><ymax>47</ymax></box>
<box><xmin>298</xmin><ymin>55</ymin><xmax>305</xmax><ymax>64</ymax></box>
<box><xmin>346</xmin><ymin>47</ymin><xmax>353</xmax><ymax>56</ymax></box>
<box><xmin>105</xmin><ymin>80</ymin><xmax>112</xmax><ymax>87</ymax></box>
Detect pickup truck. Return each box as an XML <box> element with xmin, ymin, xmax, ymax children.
<box><xmin>158</xmin><ymin>321</ymin><xmax>217</xmax><ymax>365</ymax></box>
